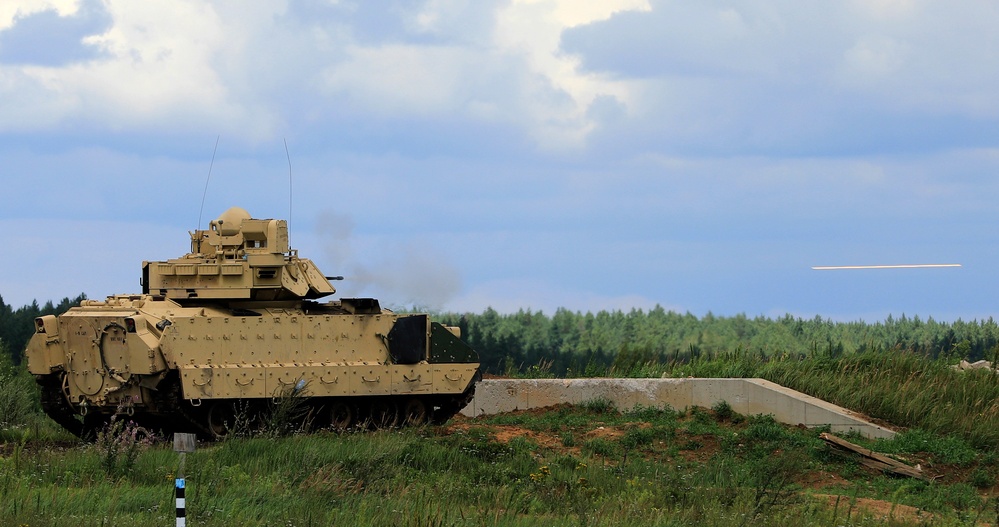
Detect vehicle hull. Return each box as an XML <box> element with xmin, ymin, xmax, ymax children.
<box><xmin>26</xmin><ymin>295</ymin><xmax>479</xmax><ymax>438</ymax></box>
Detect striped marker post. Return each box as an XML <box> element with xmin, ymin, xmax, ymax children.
<box><xmin>173</xmin><ymin>433</ymin><xmax>196</xmax><ymax>527</ymax></box>
<box><xmin>176</xmin><ymin>478</ymin><xmax>186</xmax><ymax>527</ymax></box>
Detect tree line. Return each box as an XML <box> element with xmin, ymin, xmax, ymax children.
<box><xmin>3</xmin><ymin>293</ymin><xmax>997</xmax><ymax>375</ymax></box>
<box><xmin>436</xmin><ymin>306</ymin><xmax>999</xmax><ymax>376</ymax></box>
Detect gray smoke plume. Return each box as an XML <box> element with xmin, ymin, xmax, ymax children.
<box><xmin>316</xmin><ymin>210</ymin><xmax>462</xmax><ymax>310</ymax></box>
<box><xmin>316</xmin><ymin>211</ymin><xmax>355</xmax><ymax>269</ymax></box>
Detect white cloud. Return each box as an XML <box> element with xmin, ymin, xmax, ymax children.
<box><xmin>3</xmin><ymin>0</ymin><xmax>998</xmax><ymax>153</ymax></box>
<box><xmin>0</xmin><ymin>0</ymin><xmax>652</xmax><ymax>151</ymax></box>
<box><xmin>558</xmin><ymin>1</ymin><xmax>999</xmax><ymax>156</ymax></box>
<box><xmin>2</xmin><ymin>0</ymin><xmax>999</xmax><ymax>323</ymax></box>
<box><xmin>492</xmin><ymin>0</ymin><xmax>646</xmax><ymax>149</ymax></box>
<box><xmin>0</xmin><ymin>0</ymin><xmax>79</xmax><ymax>31</ymax></box>
<box><xmin>315</xmin><ymin>0</ymin><xmax>651</xmax><ymax>151</ymax></box>
<box><xmin>0</xmin><ymin>1</ymin><xmax>274</xmax><ymax>137</ymax></box>
<box><xmin>321</xmin><ymin>44</ymin><xmax>494</xmax><ymax>118</ymax></box>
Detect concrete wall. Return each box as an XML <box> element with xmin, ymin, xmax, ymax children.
<box><xmin>461</xmin><ymin>378</ymin><xmax>895</xmax><ymax>439</ymax></box>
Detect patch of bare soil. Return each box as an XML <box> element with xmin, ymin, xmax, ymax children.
<box><xmin>446</xmin><ymin>420</ymin><xmax>581</xmax><ymax>456</ymax></box>
<box><xmin>676</xmin><ymin>434</ymin><xmax>722</xmax><ymax>463</ymax></box>
<box><xmin>810</xmin><ymin>494</ymin><xmax>938</xmax><ymax>524</ymax></box>
<box><xmin>493</xmin><ymin>427</ymin><xmax>565</xmax><ymax>451</ymax></box>
<box><xmin>798</xmin><ymin>469</ymin><xmax>851</xmax><ymax>490</ymax></box>
<box><xmin>582</xmin><ymin>425</ymin><xmax>624</xmax><ymax>441</ymax></box>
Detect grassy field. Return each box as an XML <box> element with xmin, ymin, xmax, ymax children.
<box><xmin>3</xmin><ymin>350</ymin><xmax>999</xmax><ymax>525</ymax></box>
<box><xmin>2</xmin><ymin>401</ymin><xmax>998</xmax><ymax>526</ymax></box>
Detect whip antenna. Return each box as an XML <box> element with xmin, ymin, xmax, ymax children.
<box><xmin>284</xmin><ymin>138</ymin><xmax>293</xmax><ymax>238</ymax></box>
<box><xmin>196</xmin><ymin>135</ymin><xmax>221</xmax><ymax>253</ymax></box>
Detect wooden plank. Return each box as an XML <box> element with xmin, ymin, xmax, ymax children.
<box><xmin>820</xmin><ymin>433</ymin><xmax>933</xmax><ymax>482</ymax></box>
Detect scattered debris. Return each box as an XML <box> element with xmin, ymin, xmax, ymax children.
<box><xmin>820</xmin><ymin>433</ymin><xmax>935</xmax><ymax>482</ymax></box>
<box><xmin>953</xmin><ymin>360</ymin><xmax>995</xmax><ymax>372</ymax></box>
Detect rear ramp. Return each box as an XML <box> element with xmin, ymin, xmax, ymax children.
<box><xmin>461</xmin><ymin>378</ymin><xmax>895</xmax><ymax>439</ymax></box>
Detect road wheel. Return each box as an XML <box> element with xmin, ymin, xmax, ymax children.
<box><xmin>329</xmin><ymin>401</ymin><xmax>355</xmax><ymax>432</ymax></box>
<box><xmin>368</xmin><ymin>400</ymin><xmax>399</xmax><ymax>430</ymax></box>
<box><xmin>206</xmin><ymin>401</ymin><xmax>235</xmax><ymax>439</ymax></box>
<box><xmin>402</xmin><ymin>398</ymin><xmax>428</xmax><ymax>426</ymax></box>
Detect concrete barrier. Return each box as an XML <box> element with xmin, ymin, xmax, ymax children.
<box><xmin>461</xmin><ymin>378</ymin><xmax>895</xmax><ymax>439</ymax></box>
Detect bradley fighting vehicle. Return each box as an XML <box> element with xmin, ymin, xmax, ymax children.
<box><xmin>25</xmin><ymin>207</ymin><xmax>480</xmax><ymax>438</ymax></box>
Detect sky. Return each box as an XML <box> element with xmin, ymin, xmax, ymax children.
<box><xmin>1</xmin><ymin>0</ymin><xmax>998</xmax><ymax>322</ymax></box>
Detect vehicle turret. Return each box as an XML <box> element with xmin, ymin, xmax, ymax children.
<box><xmin>142</xmin><ymin>207</ymin><xmax>336</xmax><ymax>302</ymax></box>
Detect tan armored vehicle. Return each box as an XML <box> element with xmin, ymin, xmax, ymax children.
<box><xmin>25</xmin><ymin>207</ymin><xmax>480</xmax><ymax>438</ymax></box>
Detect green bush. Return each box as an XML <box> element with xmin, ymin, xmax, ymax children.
<box><xmin>0</xmin><ymin>342</ymin><xmax>41</xmax><ymax>436</ymax></box>
<box><xmin>624</xmin><ymin>404</ymin><xmax>680</xmax><ymax>424</ymax></box>
<box><xmin>583</xmin><ymin>437</ymin><xmax>618</xmax><ymax>457</ymax></box>
<box><xmin>969</xmin><ymin>467</ymin><xmax>995</xmax><ymax>489</ymax></box>
<box><xmin>94</xmin><ymin>415</ymin><xmax>157</xmax><ymax>478</ymax></box>
<box><xmin>712</xmin><ymin>399</ymin><xmax>734</xmax><ymax>421</ymax></box>
<box><xmin>619</xmin><ymin>426</ymin><xmax>656</xmax><ymax>450</ymax></box>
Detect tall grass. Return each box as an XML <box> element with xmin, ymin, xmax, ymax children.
<box><xmin>0</xmin><ymin>367</ymin><xmax>37</xmax><ymax>433</ymax></box>
<box><xmin>0</xmin><ymin>347</ymin><xmax>70</xmax><ymax>443</ymax></box>
<box><xmin>757</xmin><ymin>352</ymin><xmax>999</xmax><ymax>450</ymax></box>
<box><xmin>564</xmin><ymin>348</ymin><xmax>999</xmax><ymax>451</ymax></box>
<box><xmin>3</xmin><ymin>405</ymin><xmax>990</xmax><ymax>526</ymax></box>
